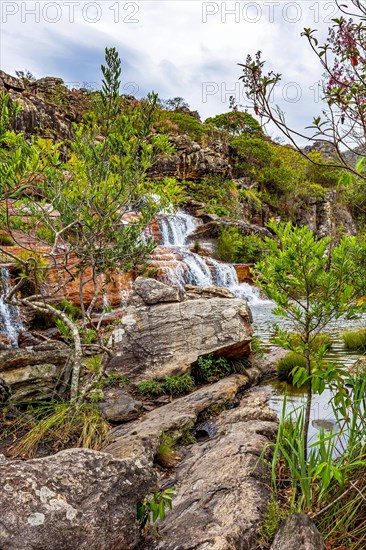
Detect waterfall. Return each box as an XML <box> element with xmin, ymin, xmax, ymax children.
<box><xmin>159</xmin><ymin>211</ymin><xmax>200</xmax><ymax>246</ymax></box>
<box><xmin>0</xmin><ymin>267</ymin><xmax>24</xmax><ymax>346</ymax></box>
<box><xmin>156</xmin><ymin>210</ymin><xmax>265</xmax><ymax>303</ymax></box>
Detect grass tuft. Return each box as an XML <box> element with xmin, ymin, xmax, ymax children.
<box><xmin>342</xmin><ymin>328</ymin><xmax>366</xmax><ymax>351</ymax></box>
<box><xmin>4</xmin><ymin>401</ymin><xmax>110</xmax><ymax>458</ymax></box>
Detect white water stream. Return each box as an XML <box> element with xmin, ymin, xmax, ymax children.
<box><xmin>157</xmin><ymin>210</ymin><xmax>262</xmax><ymax>303</ymax></box>
<box><xmin>0</xmin><ymin>266</ymin><xmax>24</xmax><ymax>346</ymax></box>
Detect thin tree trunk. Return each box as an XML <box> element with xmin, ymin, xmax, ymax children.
<box><xmin>22</xmin><ymin>299</ymin><xmax>83</xmax><ymax>400</ymax></box>
<box><xmin>304</xmin><ymin>350</ymin><xmax>312</xmax><ymax>463</ymax></box>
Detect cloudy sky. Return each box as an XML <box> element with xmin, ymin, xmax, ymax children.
<box><xmin>1</xmin><ymin>1</ymin><xmax>341</xmax><ymax>139</ymax></box>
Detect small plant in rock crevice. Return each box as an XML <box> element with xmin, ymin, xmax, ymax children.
<box><xmin>258</xmin><ymin>500</ymin><xmax>287</xmax><ymax>547</ymax></box>
<box><xmin>195</xmin><ymin>354</ymin><xmax>232</xmax><ymax>383</ymax></box>
<box><xmin>137</xmin><ymin>487</ymin><xmax>175</xmax><ymax>531</ymax></box>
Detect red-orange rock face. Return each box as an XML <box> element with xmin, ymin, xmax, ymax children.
<box><xmin>234</xmin><ymin>264</ymin><xmax>254</xmax><ymax>284</ymax></box>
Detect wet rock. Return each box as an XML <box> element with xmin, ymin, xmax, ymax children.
<box><xmin>151</xmin><ymin>390</ymin><xmax>278</xmax><ymax>550</ymax></box>
<box><xmin>134</xmin><ymin>276</ymin><xmax>181</xmax><ymax>305</ymax></box>
<box><xmin>107</xmin><ymin>279</ymin><xmax>252</xmax><ymax>383</ymax></box>
<box><xmin>0</xmin><ymin>342</ymin><xmax>70</xmax><ymax>401</ymax></box>
<box><xmin>0</xmin><ymin>448</ymin><xmax>154</xmax><ymax>550</ymax></box>
<box><xmin>271</xmin><ymin>513</ymin><xmax>325</xmax><ymax>550</ymax></box>
<box><xmin>98</xmin><ymin>388</ymin><xmax>143</xmax><ymax>423</ymax></box>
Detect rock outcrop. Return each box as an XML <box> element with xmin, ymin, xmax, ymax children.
<box><xmin>270</xmin><ymin>513</ymin><xmax>325</xmax><ymax>550</ymax></box>
<box><xmin>0</xmin><ymin>341</ymin><xmax>70</xmax><ymax>402</ymax></box>
<box><xmin>105</xmin><ymin>373</ymin><xmax>260</xmax><ymax>461</ymax></box>
<box><xmin>0</xmin><ymin>448</ymin><xmax>153</xmax><ymax>550</ymax></box>
<box><xmin>106</xmin><ymin>278</ymin><xmax>252</xmax><ymax>383</ymax></box>
<box><xmin>147</xmin><ymin>134</ymin><xmax>232</xmax><ymax>181</ymax></box>
<box><xmin>0</xmin><ymin>70</ymin><xmax>90</xmax><ymax>141</ymax></box>
<box><xmin>151</xmin><ymin>390</ymin><xmax>278</xmax><ymax>550</ymax></box>
<box><xmin>189</xmin><ymin>218</ymin><xmax>272</xmax><ymax>241</ymax></box>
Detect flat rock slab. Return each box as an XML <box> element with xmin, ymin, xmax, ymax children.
<box><xmin>105</xmin><ymin>373</ymin><xmax>256</xmax><ymax>464</ymax></box>
<box><xmin>0</xmin><ymin>342</ymin><xmax>70</xmax><ymax>402</ymax></box>
<box><xmin>107</xmin><ymin>284</ymin><xmax>252</xmax><ymax>384</ymax></box>
<box><xmin>0</xmin><ymin>448</ymin><xmax>153</xmax><ymax>550</ymax></box>
<box><xmin>151</xmin><ymin>390</ymin><xmax>278</xmax><ymax>550</ymax></box>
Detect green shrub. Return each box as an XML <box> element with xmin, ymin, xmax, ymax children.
<box><xmin>196</xmin><ymin>353</ymin><xmax>232</xmax><ymax>383</ymax></box>
<box><xmin>235</xmin><ymin>234</ymin><xmax>268</xmax><ymax>263</ymax></box>
<box><xmin>137</xmin><ymin>374</ymin><xmax>194</xmax><ymax>397</ymax></box>
<box><xmin>205</xmin><ymin>111</ymin><xmax>262</xmax><ymax>136</ymax></box>
<box><xmin>157</xmin><ymin>110</ymin><xmax>203</xmax><ymax>142</ymax></box>
<box><xmin>277</xmin><ymin>352</ymin><xmax>306</xmax><ymax>383</ymax></box>
<box><xmin>216</xmin><ymin>227</ymin><xmax>241</xmax><ymax>262</ymax></box>
<box><xmin>216</xmin><ymin>227</ymin><xmax>267</xmax><ymax>264</ymax></box>
<box><xmin>162</xmin><ymin>374</ymin><xmax>194</xmax><ymax>396</ymax></box>
<box><xmin>137</xmin><ymin>379</ymin><xmax>164</xmax><ymax>397</ymax></box>
<box><xmin>56</xmin><ymin>299</ymin><xmax>82</xmax><ymax>320</ymax></box>
<box><xmin>137</xmin><ymin>487</ymin><xmax>175</xmax><ymax>528</ymax></box>
<box><xmin>342</xmin><ymin>328</ymin><xmax>366</xmax><ymax>351</ymax></box>
<box><xmin>184</xmin><ymin>177</ymin><xmax>240</xmax><ymax>218</ymax></box>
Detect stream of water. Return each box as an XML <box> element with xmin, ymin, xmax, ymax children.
<box><xmin>156</xmin><ymin>211</ymin><xmax>366</xmax><ymax>440</ymax></box>
<box><xmin>0</xmin><ymin>266</ymin><xmax>24</xmax><ymax>346</ymax></box>
<box><xmin>157</xmin><ymin>210</ymin><xmax>261</xmax><ymax>302</ymax></box>
<box><xmin>252</xmin><ymin>299</ymin><xmax>366</xmax><ymax>442</ymax></box>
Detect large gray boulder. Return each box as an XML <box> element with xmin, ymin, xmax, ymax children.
<box><xmin>0</xmin><ymin>448</ymin><xmax>153</xmax><ymax>550</ymax></box>
<box><xmin>0</xmin><ymin>341</ymin><xmax>70</xmax><ymax>402</ymax></box>
<box><xmin>271</xmin><ymin>514</ymin><xmax>325</xmax><ymax>550</ymax></box>
<box><xmin>134</xmin><ymin>276</ymin><xmax>181</xmax><ymax>304</ymax></box>
<box><xmin>151</xmin><ymin>390</ymin><xmax>278</xmax><ymax>550</ymax></box>
<box><xmin>107</xmin><ymin>279</ymin><xmax>252</xmax><ymax>383</ymax></box>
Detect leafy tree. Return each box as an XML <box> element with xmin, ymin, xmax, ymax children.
<box><xmin>0</xmin><ymin>47</ymin><xmax>173</xmax><ymax>400</ymax></box>
<box><xmin>255</xmin><ymin>221</ymin><xmax>363</xmax><ymax>461</ymax></box>
<box><xmin>240</xmin><ymin>0</ymin><xmax>366</xmax><ymax>179</ymax></box>
<box><xmin>205</xmin><ymin>111</ymin><xmax>262</xmax><ymax>136</ymax></box>
<box><xmin>161</xmin><ymin>96</ymin><xmax>190</xmax><ymax>112</ymax></box>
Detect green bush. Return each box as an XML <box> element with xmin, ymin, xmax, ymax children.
<box><xmin>162</xmin><ymin>374</ymin><xmax>194</xmax><ymax>396</ymax></box>
<box><xmin>185</xmin><ymin>177</ymin><xmax>240</xmax><ymax>218</ymax></box>
<box><xmin>235</xmin><ymin>234</ymin><xmax>268</xmax><ymax>263</ymax></box>
<box><xmin>56</xmin><ymin>299</ymin><xmax>82</xmax><ymax>320</ymax></box>
<box><xmin>277</xmin><ymin>352</ymin><xmax>306</xmax><ymax>383</ymax></box>
<box><xmin>216</xmin><ymin>227</ymin><xmax>267</xmax><ymax>264</ymax></box>
<box><xmin>196</xmin><ymin>353</ymin><xmax>232</xmax><ymax>383</ymax></box>
<box><xmin>157</xmin><ymin>110</ymin><xmax>203</xmax><ymax>142</ymax></box>
<box><xmin>205</xmin><ymin>111</ymin><xmax>262</xmax><ymax>136</ymax></box>
<box><xmin>216</xmin><ymin>227</ymin><xmax>241</xmax><ymax>262</ymax></box>
<box><xmin>137</xmin><ymin>374</ymin><xmax>195</xmax><ymax>397</ymax></box>
<box><xmin>137</xmin><ymin>379</ymin><xmax>164</xmax><ymax>397</ymax></box>
<box><xmin>342</xmin><ymin>328</ymin><xmax>366</xmax><ymax>351</ymax></box>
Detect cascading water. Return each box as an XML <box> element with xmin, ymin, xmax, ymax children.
<box><xmin>157</xmin><ymin>209</ymin><xmax>264</xmax><ymax>303</ymax></box>
<box><xmin>0</xmin><ymin>266</ymin><xmax>24</xmax><ymax>346</ymax></box>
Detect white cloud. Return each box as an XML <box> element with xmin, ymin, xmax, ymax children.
<box><xmin>0</xmin><ymin>0</ymin><xmax>340</xmax><ymax>138</ymax></box>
